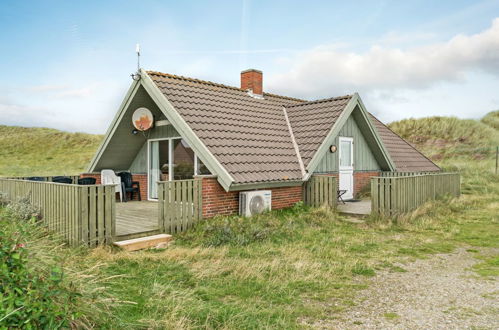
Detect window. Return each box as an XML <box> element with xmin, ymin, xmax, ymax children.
<box><xmin>340</xmin><ymin>140</ymin><xmax>352</xmax><ymax>167</ymax></box>
<box><xmin>172</xmin><ymin>139</ymin><xmax>195</xmax><ymax>180</ymax></box>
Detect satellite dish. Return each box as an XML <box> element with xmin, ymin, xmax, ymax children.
<box><xmin>249</xmin><ymin>195</ymin><xmax>265</xmax><ymax>215</ymax></box>
<box><xmin>132</xmin><ymin>107</ymin><xmax>154</xmax><ymax>131</ymax></box>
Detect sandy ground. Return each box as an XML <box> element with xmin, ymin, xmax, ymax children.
<box><xmin>316</xmin><ymin>248</ymin><xmax>499</xmax><ymax>329</ymax></box>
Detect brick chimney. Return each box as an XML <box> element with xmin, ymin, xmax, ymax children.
<box><xmin>241</xmin><ymin>69</ymin><xmax>263</xmax><ymax>95</ymax></box>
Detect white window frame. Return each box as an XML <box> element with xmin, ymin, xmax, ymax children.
<box><xmin>147</xmin><ymin>137</ymin><xmax>205</xmax><ymax>201</ymax></box>
<box><xmin>338</xmin><ymin>136</ymin><xmax>354</xmax><ymax>169</ymax></box>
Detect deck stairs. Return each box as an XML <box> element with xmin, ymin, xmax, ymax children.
<box><xmin>113</xmin><ymin>234</ymin><xmax>173</xmax><ymax>251</ymax></box>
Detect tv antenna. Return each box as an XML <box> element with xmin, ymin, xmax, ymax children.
<box><xmin>131</xmin><ymin>43</ymin><xmax>141</xmax><ymax>80</ymax></box>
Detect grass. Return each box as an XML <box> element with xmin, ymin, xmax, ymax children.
<box><xmin>383</xmin><ymin>312</ymin><xmax>399</xmax><ymax>320</ymax></box>
<box><xmin>0</xmin><ymin>125</ymin><xmax>102</xmax><ymax>176</ymax></box>
<box><xmin>472</xmin><ymin>256</ymin><xmax>499</xmax><ymax>277</ymax></box>
<box><xmin>481</xmin><ymin>110</ymin><xmax>499</xmax><ymax>130</ymax></box>
<box><xmin>1</xmin><ymin>157</ymin><xmax>497</xmax><ymax>328</ymax></box>
<box><xmin>388</xmin><ymin>115</ymin><xmax>499</xmax><ymax>160</ymax></box>
<box><xmin>0</xmin><ymin>113</ymin><xmax>498</xmax><ymax>328</ymax></box>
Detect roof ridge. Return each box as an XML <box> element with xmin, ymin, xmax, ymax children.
<box><xmin>146</xmin><ymin>70</ymin><xmax>243</xmax><ymax>91</ymax></box>
<box><xmin>263</xmin><ymin>92</ymin><xmax>306</xmax><ymax>102</ymax></box>
<box><xmin>146</xmin><ymin>70</ymin><xmax>307</xmax><ymax>102</ymax></box>
<box><xmin>285</xmin><ymin>94</ymin><xmax>353</xmax><ymax>108</ymax></box>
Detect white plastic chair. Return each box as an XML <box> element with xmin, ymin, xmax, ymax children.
<box><xmin>101</xmin><ymin>170</ymin><xmax>123</xmax><ymax>202</ymax></box>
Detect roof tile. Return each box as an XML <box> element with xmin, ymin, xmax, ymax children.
<box><xmin>147</xmin><ymin>70</ymin><xmax>439</xmax><ymax>184</ymax></box>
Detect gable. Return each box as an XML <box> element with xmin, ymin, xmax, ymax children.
<box><xmin>314</xmin><ymin>114</ymin><xmax>381</xmax><ymax>173</ymax></box>
<box><xmin>285</xmin><ymin>96</ymin><xmax>352</xmax><ymax>166</ymax></box>
<box><xmin>90</xmin><ymin>85</ymin><xmax>173</xmax><ymax>172</ymax></box>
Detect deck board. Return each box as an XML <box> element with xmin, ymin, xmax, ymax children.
<box><xmin>116</xmin><ymin>201</ymin><xmax>159</xmax><ymax>236</ymax></box>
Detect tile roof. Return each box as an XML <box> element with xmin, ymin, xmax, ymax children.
<box><xmin>369</xmin><ymin>114</ymin><xmax>440</xmax><ymax>172</ymax></box>
<box><xmin>146</xmin><ymin>70</ymin><xmax>439</xmax><ymax>184</ymax></box>
<box><xmin>147</xmin><ymin>71</ymin><xmax>304</xmax><ymax>184</ymax></box>
<box><xmin>285</xmin><ymin>96</ymin><xmax>353</xmax><ymax>166</ymax></box>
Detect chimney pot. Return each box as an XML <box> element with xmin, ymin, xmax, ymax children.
<box><xmin>241</xmin><ymin>69</ymin><xmax>263</xmax><ymax>95</ymax></box>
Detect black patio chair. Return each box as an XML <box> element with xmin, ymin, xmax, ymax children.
<box><xmin>337</xmin><ymin>189</ymin><xmax>347</xmax><ymax>204</ymax></box>
<box><xmin>117</xmin><ymin>172</ymin><xmax>141</xmax><ymax>202</ymax></box>
<box><xmin>27</xmin><ymin>176</ymin><xmax>45</xmax><ymax>181</ymax></box>
<box><xmin>78</xmin><ymin>177</ymin><xmax>96</xmax><ymax>185</ymax></box>
<box><xmin>52</xmin><ymin>176</ymin><xmax>73</xmax><ymax>184</ymax></box>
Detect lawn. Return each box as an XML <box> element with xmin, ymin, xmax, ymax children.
<box><xmin>1</xmin><ymin>157</ymin><xmax>498</xmax><ymax>329</ymax></box>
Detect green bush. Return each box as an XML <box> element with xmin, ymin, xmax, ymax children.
<box><xmin>0</xmin><ymin>218</ymin><xmax>79</xmax><ymax>328</ymax></box>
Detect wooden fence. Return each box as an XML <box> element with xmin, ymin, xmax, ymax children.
<box><xmin>380</xmin><ymin>171</ymin><xmax>438</xmax><ymax>177</ymax></box>
<box><xmin>371</xmin><ymin>173</ymin><xmax>460</xmax><ymax>217</ymax></box>
<box><xmin>303</xmin><ymin>175</ymin><xmax>337</xmax><ymax>208</ymax></box>
<box><xmin>157</xmin><ymin>179</ymin><xmax>202</xmax><ymax>234</ymax></box>
<box><xmin>0</xmin><ymin>179</ymin><xmax>115</xmax><ymax>246</ymax></box>
<box><xmin>2</xmin><ymin>175</ymin><xmax>81</xmax><ymax>183</ymax></box>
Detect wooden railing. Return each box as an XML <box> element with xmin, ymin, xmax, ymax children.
<box><xmin>371</xmin><ymin>173</ymin><xmax>460</xmax><ymax>217</ymax></box>
<box><xmin>157</xmin><ymin>179</ymin><xmax>202</xmax><ymax>234</ymax></box>
<box><xmin>303</xmin><ymin>175</ymin><xmax>337</xmax><ymax>208</ymax></box>
<box><xmin>0</xmin><ymin>179</ymin><xmax>115</xmax><ymax>246</ymax></box>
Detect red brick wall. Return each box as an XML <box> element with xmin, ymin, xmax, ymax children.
<box><xmin>131</xmin><ymin>174</ymin><xmax>147</xmax><ymax>201</ymax></box>
<box><xmin>312</xmin><ymin>171</ymin><xmax>380</xmax><ymax>198</ymax></box>
<box><xmin>200</xmin><ymin>177</ymin><xmax>302</xmax><ymax>218</ymax></box>
<box><xmin>79</xmin><ymin>172</ymin><xmax>148</xmax><ymax>201</ymax></box>
<box><xmin>353</xmin><ymin>171</ymin><xmax>380</xmax><ymax>197</ymax></box>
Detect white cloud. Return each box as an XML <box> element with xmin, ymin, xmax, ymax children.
<box><xmin>267</xmin><ymin>18</ymin><xmax>499</xmax><ymax>99</ymax></box>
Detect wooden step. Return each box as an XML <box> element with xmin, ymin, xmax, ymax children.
<box><xmin>114</xmin><ymin>234</ymin><xmax>173</xmax><ymax>251</ymax></box>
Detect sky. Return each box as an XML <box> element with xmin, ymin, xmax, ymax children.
<box><xmin>1</xmin><ymin>0</ymin><xmax>499</xmax><ymax>134</ymax></box>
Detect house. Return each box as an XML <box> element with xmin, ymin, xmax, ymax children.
<box><xmin>85</xmin><ymin>68</ymin><xmax>439</xmax><ymax>218</ymax></box>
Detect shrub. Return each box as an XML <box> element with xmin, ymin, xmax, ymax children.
<box><xmin>0</xmin><ymin>222</ymin><xmax>79</xmax><ymax>328</ymax></box>
<box><xmin>5</xmin><ymin>196</ymin><xmax>41</xmax><ymax>221</ymax></box>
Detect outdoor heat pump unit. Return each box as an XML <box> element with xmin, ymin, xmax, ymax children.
<box><xmin>239</xmin><ymin>190</ymin><xmax>272</xmax><ymax>217</ymax></box>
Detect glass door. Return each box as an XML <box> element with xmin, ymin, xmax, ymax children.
<box><xmin>148</xmin><ymin>140</ymin><xmax>170</xmax><ymax>200</ymax></box>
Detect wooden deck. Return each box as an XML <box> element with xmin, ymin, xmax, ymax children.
<box><xmin>115</xmin><ymin>201</ymin><xmax>159</xmax><ymax>237</ymax></box>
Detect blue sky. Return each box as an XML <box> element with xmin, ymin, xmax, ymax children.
<box><xmin>1</xmin><ymin>0</ymin><xmax>499</xmax><ymax>133</ymax></box>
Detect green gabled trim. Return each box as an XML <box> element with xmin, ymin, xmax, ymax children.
<box><xmin>306</xmin><ymin>93</ymin><xmax>395</xmax><ymax>175</ymax></box>
<box><xmin>87</xmin><ymin>79</ymin><xmax>141</xmax><ymax>172</ymax></box>
<box><xmin>355</xmin><ymin>96</ymin><xmax>396</xmax><ymax>171</ymax></box>
<box><xmin>140</xmin><ymin>69</ymin><xmax>235</xmax><ymax>191</ymax></box>
<box><xmin>305</xmin><ymin>94</ymin><xmax>358</xmax><ymax>174</ymax></box>
<box><xmin>229</xmin><ymin>180</ymin><xmax>303</xmax><ymax>191</ymax></box>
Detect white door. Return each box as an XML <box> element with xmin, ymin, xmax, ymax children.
<box><xmin>339</xmin><ymin>137</ymin><xmax>354</xmax><ymax>200</ymax></box>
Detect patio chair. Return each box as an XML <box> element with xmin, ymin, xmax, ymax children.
<box><xmin>77</xmin><ymin>177</ymin><xmax>96</xmax><ymax>185</ymax></box>
<box><xmin>118</xmin><ymin>172</ymin><xmax>141</xmax><ymax>202</ymax></box>
<box><xmin>52</xmin><ymin>176</ymin><xmax>73</xmax><ymax>184</ymax></box>
<box><xmin>27</xmin><ymin>176</ymin><xmax>45</xmax><ymax>181</ymax></box>
<box><xmin>101</xmin><ymin>170</ymin><xmax>124</xmax><ymax>202</ymax></box>
<box><xmin>337</xmin><ymin>189</ymin><xmax>347</xmax><ymax>204</ymax></box>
